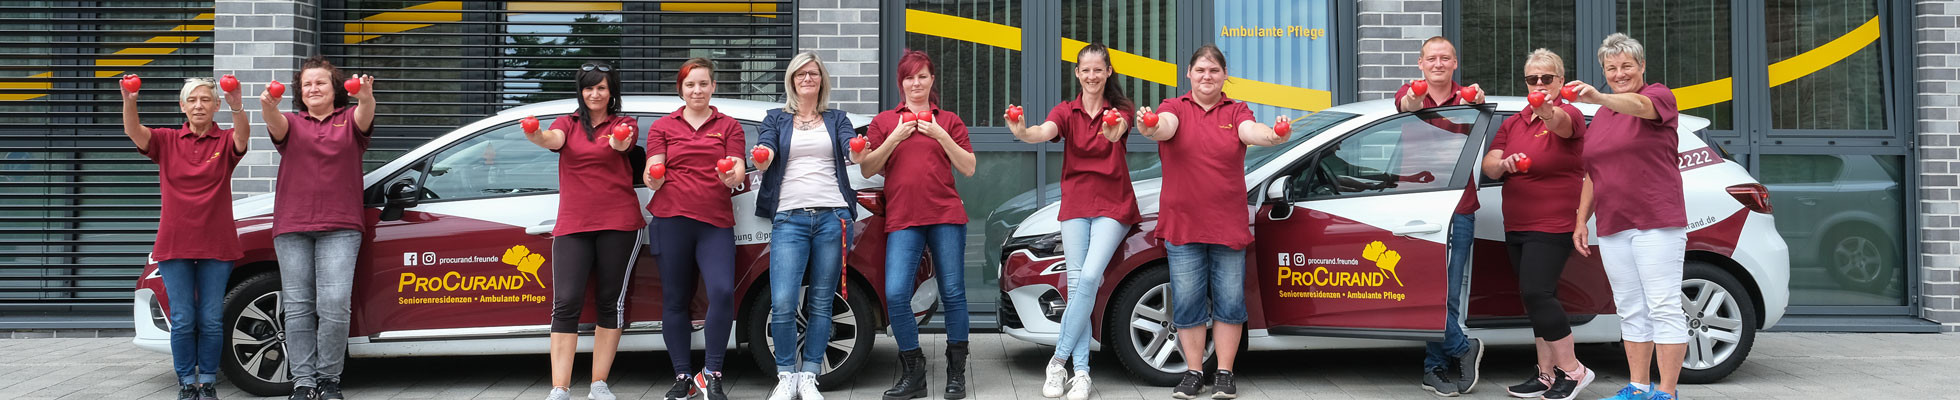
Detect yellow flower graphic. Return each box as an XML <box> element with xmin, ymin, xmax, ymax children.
<box><xmin>1362</xmin><ymin>241</ymin><xmax>1406</xmax><ymax>286</ymax></box>
<box><xmin>502</xmin><ymin>245</ymin><xmax>547</xmax><ymax>289</ymax></box>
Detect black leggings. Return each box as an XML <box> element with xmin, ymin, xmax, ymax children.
<box><xmin>549</xmin><ymin>229</ymin><xmax>639</xmax><ymax>334</ymax></box>
<box><xmin>652</xmin><ymin>215</ymin><xmax>737</xmax><ymax>374</ymax></box>
<box><xmin>1507</xmin><ymin>231</ymin><xmax>1574</xmax><ymax>341</ymax></box>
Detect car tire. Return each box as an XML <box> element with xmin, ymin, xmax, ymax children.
<box><xmin>1821</xmin><ymin>225</ymin><xmax>1897</xmax><ymax>293</ymax></box>
<box><xmin>219</xmin><ymin>273</ymin><xmax>293</xmax><ymax>397</ymax></box>
<box><xmin>1676</xmin><ymin>260</ymin><xmax>1757</xmax><ymax>384</ymax></box>
<box><xmin>743</xmin><ymin>274</ymin><xmax>877</xmax><ymax>389</ymax></box>
<box><xmin>1107</xmin><ymin>265</ymin><xmax>1214</xmax><ymax>387</ymax></box>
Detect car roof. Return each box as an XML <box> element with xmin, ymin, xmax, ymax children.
<box><xmin>1317</xmin><ymin>96</ymin><xmax>1712</xmax><ymax>134</ymax></box>
<box><xmin>496</xmin><ymin>95</ymin><xmax>872</xmax><ymax>127</ymax></box>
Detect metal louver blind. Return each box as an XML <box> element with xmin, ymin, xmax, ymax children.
<box><xmin>0</xmin><ymin>1</ymin><xmax>215</xmax><ymax>317</ymax></box>
<box><xmin>320</xmin><ymin>0</ymin><xmax>797</xmax><ymax>170</ymax></box>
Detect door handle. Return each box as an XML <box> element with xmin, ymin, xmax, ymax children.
<box><xmin>524</xmin><ymin>220</ymin><xmax>556</xmax><ymax>236</ymax></box>
<box><xmin>1391</xmin><ymin>223</ymin><xmax>1443</xmax><ymax>237</ymax></box>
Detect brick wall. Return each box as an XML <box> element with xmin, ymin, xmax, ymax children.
<box><xmin>1916</xmin><ymin>0</ymin><xmax>1960</xmax><ymax>332</ymax></box>
<box><xmin>1356</xmin><ymin>0</ymin><xmax>1441</xmax><ymax>101</ymax></box>
<box><xmin>798</xmin><ymin>0</ymin><xmax>882</xmax><ymax>115</ymax></box>
<box><xmin>216</xmin><ymin>0</ymin><xmax>313</xmax><ymax>198</ymax></box>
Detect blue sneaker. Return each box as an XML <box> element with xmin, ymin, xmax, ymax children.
<box><xmin>1649</xmin><ymin>390</ymin><xmax>1676</xmax><ymax>400</ymax></box>
<box><xmin>1597</xmin><ymin>383</ymin><xmax>1653</xmax><ymax>400</ymax></box>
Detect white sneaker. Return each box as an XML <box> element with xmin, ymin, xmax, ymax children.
<box><xmin>1041</xmin><ymin>360</ymin><xmax>1068</xmax><ymax>398</ymax></box>
<box><xmin>1065</xmin><ymin>371</ymin><xmax>1092</xmax><ymax>400</ymax></box>
<box><xmin>767</xmin><ymin>372</ymin><xmax>796</xmax><ymax>400</ymax></box>
<box><xmin>795</xmin><ymin>371</ymin><xmax>824</xmax><ymax>400</ymax></box>
<box><xmin>546</xmin><ymin>387</ymin><xmax>571</xmax><ymax>400</ymax></box>
<box><xmin>587</xmin><ymin>381</ymin><xmax>616</xmax><ymax>400</ymax></box>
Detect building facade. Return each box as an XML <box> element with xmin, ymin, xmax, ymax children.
<box><xmin>1</xmin><ymin>0</ymin><xmax>1952</xmax><ymax>332</ymax></box>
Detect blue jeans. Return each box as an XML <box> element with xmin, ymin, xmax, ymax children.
<box><xmin>1423</xmin><ymin>212</ymin><xmax>1475</xmax><ymax>371</ymax></box>
<box><xmin>768</xmin><ymin>207</ymin><xmax>852</xmax><ymax>373</ymax></box>
<box><xmin>1053</xmin><ymin>217</ymin><xmax>1128</xmax><ymax>372</ymax></box>
<box><xmin>273</xmin><ymin>229</ymin><xmax>362</xmax><ymax>387</ymax></box>
<box><xmin>883</xmin><ymin>223</ymin><xmax>969</xmax><ymax>351</ymax></box>
<box><xmin>158</xmin><ymin>258</ymin><xmax>232</xmax><ymax>385</ymax></box>
<box><xmin>1167</xmin><ymin>242</ymin><xmax>1248</xmax><ymax>329</ymax></box>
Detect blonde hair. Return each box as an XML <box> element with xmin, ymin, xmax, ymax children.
<box><xmin>1597</xmin><ymin>33</ymin><xmax>1646</xmax><ymax>65</ymax></box>
<box><xmin>782</xmin><ymin>52</ymin><xmax>831</xmax><ymax>115</ymax></box>
<box><xmin>179</xmin><ymin>77</ymin><xmax>216</xmax><ymax>102</ymax></box>
<box><xmin>1525</xmin><ymin>48</ymin><xmax>1565</xmax><ymax>77</ymax></box>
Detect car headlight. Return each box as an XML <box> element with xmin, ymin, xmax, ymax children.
<box><xmin>1004</xmin><ymin>232</ymin><xmax>1064</xmax><ymax>259</ymax></box>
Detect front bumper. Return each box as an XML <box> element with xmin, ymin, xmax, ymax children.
<box><xmin>131</xmin><ymin>288</ymin><xmax>171</xmax><ymax>353</ymax></box>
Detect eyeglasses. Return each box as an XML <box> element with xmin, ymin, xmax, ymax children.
<box><xmin>1524</xmin><ymin>74</ymin><xmax>1562</xmax><ymax>85</ymax></box>
<box><xmin>793</xmin><ymin>71</ymin><xmax>823</xmax><ymax>80</ymax></box>
<box><xmin>581</xmin><ymin>63</ymin><xmax>613</xmax><ymax>72</ymax></box>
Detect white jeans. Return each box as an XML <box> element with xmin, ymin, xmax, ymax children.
<box><xmin>1598</xmin><ymin>227</ymin><xmax>1689</xmax><ymax>345</ymax></box>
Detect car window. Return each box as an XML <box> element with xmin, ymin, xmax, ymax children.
<box><xmin>418</xmin><ymin>121</ymin><xmax>560</xmax><ymax>201</ymax></box>
<box><xmin>1127</xmin><ymin>111</ymin><xmax>1359</xmax><ymax>181</ymax></box>
<box><xmin>1291</xmin><ymin>108</ymin><xmax>1479</xmax><ymax>199</ymax></box>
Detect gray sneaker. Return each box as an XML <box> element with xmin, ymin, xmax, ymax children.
<box><xmin>587</xmin><ymin>381</ymin><xmax>616</xmax><ymax>400</ymax></box>
<box><xmin>1422</xmin><ymin>368</ymin><xmax>1459</xmax><ymax>397</ymax></box>
<box><xmin>198</xmin><ymin>383</ymin><xmax>220</xmax><ymax>400</ymax></box>
<box><xmin>1454</xmin><ymin>338</ymin><xmax>1483</xmax><ymax>394</ymax></box>
<box><xmin>546</xmin><ymin>387</ymin><xmax>571</xmax><ymax>400</ymax></box>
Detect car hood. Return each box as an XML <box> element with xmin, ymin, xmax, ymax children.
<box><xmin>1011</xmin><ymin>177</ymin><xmax>1163</xmax><ymax>238</ymax></box>
<box><xmin>232</xmin><ymin>193</ymin><xmax>277</xmax><ymax>220</ymax></box>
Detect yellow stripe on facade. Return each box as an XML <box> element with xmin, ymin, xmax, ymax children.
<box><xmin>1060</xmin><ymin>38</ymin><xmax>1177</xmax><ymax>87</ymax></box>
<box><xmin>659</xmin><ymin>2</ymin><xmax>779</xmax><ymax>18</ymax></box>
<box><xmin>0</xmin><ymin>72</ymin><xmax>55</xmax><ymax>101</ymax></box>
<box><xmin>1672</xmin><ymin>16</ymin><xmax>1881</xmax><ymax>110</ymax></box>
<box><xmin>345</xmin><ymin>1</ymin><xmax>463</xmax><ymax>44</ymax></box>
<box><xmin>910</xmin><ymin>9</ymin><xmax>1331</xmax><ymax>111</ymax></box>
<box><xmin>510</xmin><ymin>1</ymin><xmax>622</xmax><ymax>12</ymax></box>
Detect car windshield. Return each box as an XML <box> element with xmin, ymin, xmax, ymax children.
<box><xmin>1128</xmin><ymin>111</ymin><xmax>1359</xmax><ymax>180</ymax></box>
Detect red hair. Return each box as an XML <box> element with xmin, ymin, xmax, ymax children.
<box><xmin>894</xmin><ymin>50</ymin><xmax>940</xmax><ymax>106</ymax></box>
<box><xmin>677</xmin><ymin>57</ymin><xmax>716</xmax><ymax>89</ymax></box>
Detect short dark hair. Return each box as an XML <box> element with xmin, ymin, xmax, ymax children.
<box><xmin>292</xmin><ymin>55</ymin><xmax>349</xmax><ymax>111</ymax></box>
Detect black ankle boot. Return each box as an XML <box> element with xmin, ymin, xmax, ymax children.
<box><xmin>944</xmin><ymin>341</ymin><xmax>969</xmax><ymax>399</ymax></box>
<box><xmin>883</xmin><ymin>348</ymin><xmax>929</xmax><ymax>400</ymax></box>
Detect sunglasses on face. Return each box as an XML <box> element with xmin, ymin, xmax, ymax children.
<box><xmin>581</xmin><ymin>63</ymin><xmax>613</xmax><ymax>72</ymax></box>
<box><xmin>1524</xmin><ymin>74</ymin><xmax>1562</xmax><ymax>86</ymax></box>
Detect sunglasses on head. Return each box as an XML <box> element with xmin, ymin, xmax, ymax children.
<box><xmin>1524</xmin><ymin>74</ymin><xmax>1562</xmax><ymax>86</ymax></box>
<box><xmin>581</xmin><ymin>63</ymin><xmax>613</xmax><ymax>72</ymax></box>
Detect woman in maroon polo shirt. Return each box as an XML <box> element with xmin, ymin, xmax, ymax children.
<box><xmin>856</xmin><ymin>49</ymin><xmax>976</xmax><ymax>400</ymax></box>
<box><xmin>1004</xmin><ymin>43</ymin><xmax>1137</xmax><ymax>400</ymax></box>
<box><xmin>259</xmin><ymin>55</ymin><xmax>373</xmax><ymax>400</ymax></box>
<box><xmin>1565</xmin><ymin>33</ymin><xmax>1691</xmax><ymax>400</ymax></box>
<box><xmin>640</xmin><ymin>57</ymin><xmax>746</xmax><ymax>400</ymax></box>
<box><xmin>519</xmin><ymin>61</ymin><xmax>642</xmax><ymax>400</ymax></box>
<box><xmin>1482</xmin><ymin>49</ymin><xmax>1595</xmax><ymax>400</ymax></box>
<box><xmin>122</xmin><ymin>76</ymin><xmax>249</xmax><ymax>400</ymax></box>
<box><xmin>1135</xmin><ymin>44</ymin><xmax>1287</xmax><ymax>400</ymax></box>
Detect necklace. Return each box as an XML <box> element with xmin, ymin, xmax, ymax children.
<box><xmin>794</xmin><ymin>114</ymin><xmax>822</xmax><ymax>130</ymax></box>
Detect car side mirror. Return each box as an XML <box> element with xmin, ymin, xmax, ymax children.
<box><xmin>1265</xmin><ymin>176</ymin><xmax>1290</xmax><ymax>202</ymax></box>
<box><xmin>380</xmin><ymin>178</ymin><xmax>420</xmax><ymax>221</ymax></box>
<box><xmin>1265</xmin><ymin>176</ymin><xmax>1294</xmax><ymax>221</ymax></box>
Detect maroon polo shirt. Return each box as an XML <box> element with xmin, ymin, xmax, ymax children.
<box><xmin>551</xmin><ymin>115</ymin><xmax>646</xmax><ymax>236</ymax></box>
<box><xmin>1491</xmin><ymin>102</ymin><xmax>1588</xmax><ymax>233</ymax></box>
<box><xmin>1583</xmin><ymin>82</ymin><xmax>1686</xmax><ymax>235</ymax></box>
<box><xmin>1151</xmin><ymin>93</ymin><xmax>1255</xmax><ymax>249</ymax></box>
<box><xmin>864</xmin><ymin>104</ymin><xmax>972</xmax><ymax>232</ymax></box>
<box><xmin>144</xmin><ymin>124</ymin><xmax>246</xmax><ymax>261</ymax></box>
<box><xmin>1047</xmin><ymin>97</ymin><xmax>1141</xmax><ymax>226</ymax></box>
<box><xmin>273</xmin><ymin>106</ymin><xmax>371</xmax><ymax>236</ymax></box>
<box><xmin>646</xmin><ymin>106</ymin><xmax>745</xmax><ymax>228</ymax></box>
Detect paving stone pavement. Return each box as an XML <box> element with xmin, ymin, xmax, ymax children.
<box><xmin>2</xmin><ymin>332</ymin><xmax>1956</xmax><ymax>399</ymax></box>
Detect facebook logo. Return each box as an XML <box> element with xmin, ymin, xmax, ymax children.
<box><xmin>403</xmin><ymin>252</ymin><xmax>418</xmax><ymax>266</ymax></box>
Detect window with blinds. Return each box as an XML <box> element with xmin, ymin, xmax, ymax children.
<box><xmin>0</xmin><ymin>1</ymin><xmax>214</xmax><ymax>317</ymax></box>
<box><xmin>320</xmin><ymin>0</ymin><xmax>798</xmax><ymax>171</ymax></box>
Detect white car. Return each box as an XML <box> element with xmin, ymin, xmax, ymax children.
<box><xmin>995</xmin><ymin>98</ymin><xmax>1789</xmax><ymax>385</ymax></box>
<box><xmin>131</xmin><ymin>96</ymin><xmax>944</xmax><ymax>396</ymax></box>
